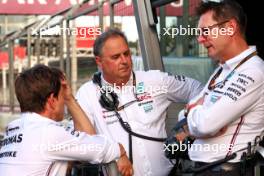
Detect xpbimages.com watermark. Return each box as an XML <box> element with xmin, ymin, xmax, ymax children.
<box><xmin>33</xmin><ymin>142</ymin><xmax>105</xmax><ymax>155</ymax></box>
<box><xmin>31</xmin><ymin>26</ymin><xmax>102</xmax><ymax>39</ymax></box>
<box><xmin>164</xmin><ymin>141</ymin><xmax>234</xmax><ymax>155</ymax></box>
<box><xmin>96</xmin><ymin>84</ymin><xmax>168</xmax><ymax>95</ymax></box>
<box><xmin>162</xmin><ymin>25</ymin><xmax>234</xmax><ymax>38</ymax></box>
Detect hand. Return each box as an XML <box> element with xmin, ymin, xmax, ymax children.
<box><xmin>60</xmin><ymin>78</ymin><xmax>96</xmax><ymax>135</ymax></box>
<box><xmin>186</xmin><ymin>95</ymin><xmax>205</xmax><ymax>110</ymax></box>
<box><xmin>175</xmin><ymin>130</ymin><xmax>189</xmax><ymax>142</ymax></box>
<box><xmin>117</xmin><ymin>155</ymin><xmax>133</xmax><ymax>176</ymax></box>
<box><xmin>61</xmin><ymin>79</ymin><xmax>74</xmax><ymax>103</ymax></box>
<box><xmin>117</xmin><ymin>144</ymin><xmax>133</xmax><ymax>176</ymax></box>
<box><xmin>184</xmin><ymin>95</ymin><xmax>205</xmax><ymax>117</ymax></box>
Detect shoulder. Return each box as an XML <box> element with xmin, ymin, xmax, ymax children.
<box><xmin>77</xmin><ymin>81</ymin><xmax>95</xmax><ymax>93</ymax></box>
<box><xmin>44</xmin><ymin>122</ymin><xmax>66</xmax><ymax>134</ymax></box>
<box><xmin>234</xmin><ymin>57</ymin><xmax>264</xmax><ymax>91</ymax></box>
<box><xmin>135</xmin><ymin>70</ymin><xmax>168</xmax><ymax>83</ymax></box>
<box><xmin>3</xmin><ymin>118</ymin><xmax>22</xmax><ymax>136</ymax></box>
<box><xmin>6</xmin><ymin>118</ymin><xmax>21</xmax><ymax>128</ymax></box>
<box><xmin>240</xmin><ymin>56</ymin><xmax>264</xmax><ymax>82</ymax></box>
<box><xmin>250</xmin><ymin>56</ymin><xmax>264</xmax><ymax>74</ymax></box>
<box><xmin>44</xmin><ymin>122</ymin><xmax>81</xmax><ymax>142</ymax></box>
<box><xmin>76</xmin><ymin>80</ymin><xmax>98</xmax><ymax>103</ymax></box>
<box><xmin>76</xmin><ymin>80</ymin><xmax>98</xmax><ymax>99</ymax></box>
<box><xmin>135</xmin><ymin>70</ymin><xmax>164</xmax><ymax>77</ymax></box>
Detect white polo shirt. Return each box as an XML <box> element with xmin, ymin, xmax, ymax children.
<box><xmin>76</xmin><ymin>70</ymin><xmax>203</xmax><ymax>176</ymax></box>
<box><xmin>0</xmin><ymin>112</ymin><xmax>120</xmax><ymax>176</ymax></box>
<box><xmin>186</xmin><ymin>47</ymin><xmax>264</xmax><ymax>162</ymax></box>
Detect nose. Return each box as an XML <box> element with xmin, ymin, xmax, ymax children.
<box><xmin>120</xmin><ymin>54</ymin><xmax>129</xmax><ymax>64</ymax></box>
<box><xmin>197</xmin><ymin>35</ymin><xmax>207</xmax><ymax>43</ymax></box>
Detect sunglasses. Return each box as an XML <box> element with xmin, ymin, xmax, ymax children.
<box><xmin>198</xmin><ymin>20</ymin><xmax>229</xmax><ymax>38</ymax></box>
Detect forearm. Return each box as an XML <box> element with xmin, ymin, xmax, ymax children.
<box><xmin>65</xmin><ymin>95</ymin><xmax>96</xmax><ymax>135</ymax></box>
<box><xmin>118</xmin><ymin>143</ymin><xmax>126</xmax><ymax>158</ymax></box>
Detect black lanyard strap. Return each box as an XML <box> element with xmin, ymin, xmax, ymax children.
<box><xmin>208</xmin><ymin>51</ymin><xmax>257</xmax><ymax>91</ymax></box>
<box><xmin>113</xmin><ymin>111</ymin><xmax>166</xmax><ymax>163</ymax></box>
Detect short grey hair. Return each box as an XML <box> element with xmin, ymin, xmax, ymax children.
<box><xmin>93</xmin><ymin>28</ymin><xmax>129</xmax><ymax>57</ymax></box>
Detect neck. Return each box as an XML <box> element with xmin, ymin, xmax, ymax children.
<box><xmin>220</xmin><ymin>36</ymin><xmax>249</xmax><ymax>63</ymax></box>
<box><xmin>39</xmin><ymin>110</ymin><xmax>57</xmax><ymax>121</ymax></box>
<box><xmin>103</xmin><ymin>75</ymin><xmax>131</xmax><ymax>88</ymax></box>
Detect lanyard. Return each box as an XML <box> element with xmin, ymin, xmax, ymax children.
<box><xmin>208</xmin><ymin>51</ymin><xmax>257</xmax><ymax>91</ymax></box>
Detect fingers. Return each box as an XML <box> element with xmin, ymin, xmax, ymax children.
<box><xmin>129</xmin><ymin>168</ymin><xmax>133</xmax><ymax>176</ymax></box>
<box><xmin>119</xmin><ymin>166</ymin><xmax>133</xmax><ymax>176</ymax></box>
<box><xmin>117</xmin><ymin>158</ymin><xmax>133</xmax><ymax>176</ymax></box>
<box><xmin>175</xmin><ymin>131</ymin><xmax>188</xmax><ymax>141</ymax></box>
<box><xmin>60</xmin><ymin>72</ymin><xmax>69</xmax><ymax>85</ymax></box>
<box><xmin>60</xmin><ymin>77</ymin><xmax>68</xmax><ymax>86</ymax></box>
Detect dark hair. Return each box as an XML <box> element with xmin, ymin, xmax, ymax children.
<box><xmin>196</xmin><ymin>0</ymin><xmax>247</xmax><ymax>35</ymax></box>
<box><xmin>93</xmin><ymin>28</ymin><xmax>129</xmax><ymax>57</ymax></box>
<box><xmin>15</xmin><ymin>64</ymin><xmax>64</xmax><ymax>113</ymax></box>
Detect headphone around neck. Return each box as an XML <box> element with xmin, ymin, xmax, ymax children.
<box><xmin>92</xmin><ymin>71</ymin><xmax>166</xmax><ymax>145</ymax></box>
<box><xmin>92</xmin><ymin>72</ymin><xmax>119</xmax><ymax>111</ymax></box>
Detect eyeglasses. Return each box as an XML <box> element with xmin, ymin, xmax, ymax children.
<box><xmin>199</xmin><ymin>20</ymin><xmax>229</xmax><ymax>38</ymax></box>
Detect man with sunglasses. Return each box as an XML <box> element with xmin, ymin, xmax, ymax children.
<box><xmin>176</xmin><ymin>0</ymin><xmax>264</xmax><ymax>175</ymax></box>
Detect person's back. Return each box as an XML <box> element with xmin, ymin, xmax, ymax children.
<box><xmin>0</xmin><ymin>65</ymin><xmax>132</xmax><ymax>176</ymax></box>
<box><xmin>0</xmin><ymin>111</ymin><xmax>121</xmax><ymax>175</ymax></box>
<box><xmin>0</xmin><ymin>113</ymin><xmax>67</xmax><ymax>175</ymax></box>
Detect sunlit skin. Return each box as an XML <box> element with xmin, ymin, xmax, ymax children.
<box><xmin>53</xmin><ymin>87</ymin><xmax>65</xmax><ymax>121</ymax></box>
<box><xmin>95</xmin><ymin>36</ymin><xmax>132</xmax><ymax>87</ymax></box>
<box><xmin>197</xmin><ymin>10</ymin><xmax>248</xmax><ymax>63</ymax></box>
<box><xmin>42</xmin><ymin>86</ymin><xmax>65</xmax><ymax>122</ymax></box>
<box><xmin>41</xmin><ymin>80</ymin><xmax>67</xmax><ymax>122</ymax></box>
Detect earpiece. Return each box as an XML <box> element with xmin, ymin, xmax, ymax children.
<box><xmin>92</xmin><ymin>72</ymin><xmax>119</xmax><ymax>111</ymax></box>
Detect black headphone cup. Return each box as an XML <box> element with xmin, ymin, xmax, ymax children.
<box><xmin>93</xmin><ymin>72</ymin><xmax>119</xmax><ymax>111</ymax></box>
<box><xmin>92</xmin><ymin>72</ymin><xmax>166</xmax><ymax>142</ymax></box>
<box><xmin>110</xmin><ymin>91</ymin><xmax>119</xmax><ymax>108</ymax></box>
<box><xmin>99</xmin><ymin>92</ymin><xmax>119</xmax><ymax>111</ymax></box>
<box><xmin>99</xmin><ymin>96</ymin><xmax>115</xmax><ymax>111</ymax></box>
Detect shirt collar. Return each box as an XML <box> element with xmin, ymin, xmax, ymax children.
<box><xmin>221</xmin><ymin>46</ymin><xmax>256</xmax><ymax>70</ymax></box>
<box><xmin>21</xmin><ymin>112</ymin><xmax>60</xmax><ymax>124</ymax></box>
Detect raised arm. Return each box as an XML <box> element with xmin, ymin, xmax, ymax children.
<box><xmin>61</xmin><ymin>79</ymin><xmax>96</xmax><ymax>135</ymax></box>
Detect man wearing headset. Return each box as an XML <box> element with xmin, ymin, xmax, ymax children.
<box><xmin>175</xmin><ymin>0</ymin><xmax>264</xmax><ymax>175</ymax></box>
<box><xmin>0</xmin><ymin>65</ymin><xmax>132</xmax><ymax>176</ymax></box>
<box><xmin>76</xmin><ymin>29</ymin><xmax>204</xmax><ymax>176</ymax></box>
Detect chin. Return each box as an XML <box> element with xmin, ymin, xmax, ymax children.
<box><xmin>120</xmin><ymin>70</ymin><xmax>131</xmax><ymax>76</ymax></box>
<box><xmin>208</xmin><ymin>51</ymin><xmax>216</xmax><ymax>59</ymax></box>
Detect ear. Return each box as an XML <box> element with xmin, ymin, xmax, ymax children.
<box><xmin>227</xmin><ymin>19</ymin><xmax>238</xmax><ymax>37</ymax></box>
<box><xmin>46</xmin><ymin>93</ymin><xmax>56</xmax><ymax>110</ymax></box>
<box><xmin>95</xmin><ymin>56</ymin><xmax>103</xmax><ymax>70</ymax></box>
